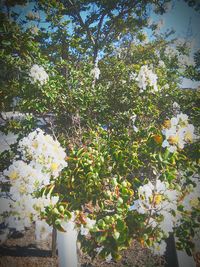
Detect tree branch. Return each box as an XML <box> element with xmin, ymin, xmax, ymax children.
<box><xmin>67</xmin><ymin>0</ymin><xmax>95</xmax><ymax>46</ymax></box>
<box><xmin>96</xmin><ymin>11</ymin><xmax>107</xmax><ymax>44</ymax></box>
<box><xmin>101</xmin><ymin>3</ymin><xmax>137</xmax><ymax>45</ymax></box>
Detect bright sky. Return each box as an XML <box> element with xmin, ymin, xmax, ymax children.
<box><xmin>11</xmin><ymin>0</ymin><xmax>200</xmax><ymax>88</ymax></box>
<box><xmin>13</xmin><ymin>0</ymin><xmax>200</xmax><ymax>50</ymax></box>
<box><xmin>156</xmin><ymin>0</ymin><xmax>200</xmax><ymax>51</ymax></box>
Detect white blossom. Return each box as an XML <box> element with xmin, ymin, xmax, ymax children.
<box><xmin>162</xmin><ymin>112</ymin><xmax>196</xmax><ymax>153</ymax></box>
<box><xmin>91</xmin><ymin>61</ymin><xmax>100</xmax><ymax>80</ymax></box>
<box><xmin>129</xmin><ymin>72</ymin><xmax>137</xmax><ymax>81</ymax></box>
<box><xmin>136</xmin><ymin>65</ymin><xmax>158</xmax><ymax>93</ymax></box>
<box><xmin>150</xmin><ymin>240</ymin><xmax>167</xmax><ymax>255</ymax></box>
<box><xmin>163</xmin><ymin>84</ymin><xmax>169</xmax><ymax>90</ymax></box>
<box><xmin>130</xmin><ymin>114</ymin><xmax>138</xmax><ymax>132</ymax></box>
<box><xmin>29</xmin><ymin>64</ymin><xmax>49</xmax><ymax>85</ymax></box>
<box><xmin>80</xmin><ymin>217</ymin><xmax>96</xmax><ymax>236</ymax></box>
<box><xmin>17</xmin><ymin>128</ymin><xmax>67</xmax><ymax>178</ymax></box>
<box><xmin>182</xmin><ymin>178</ymin><xmax>200</xmax><ymax>212</ymax></box>
<box><xmin>165</xmin><ymin>46</ymin><xmax>179</xmax><ymax>59</ymax></box>
<box><xmin>158</xmin><ymin>60</ymin><xmax>165</xmax><ymax>68</ymax></box>
<box><xmin>80</xmin><ymin>225</ymin><xmax>90</xmax><ymax>236</ymax></box>
<box><xmin>1</xmin><ymin>129</ymin><xmax>65</xmax><ymax>237</ymax></box>
<box><xmin>131</xmin><ymin>179</ymin><xmax>179</xmax><ymax>236</ymax></box>
<box><xmin>105</xmin><ymin>253</ymin><xmax>112</xmax><ymax>263</ymax></box>
<box><xmin>95</xmin><ymin>246</ymin><xmax>104</xmax><ymax>254</ymax></box>
<box><xmin>35</xmin><ymin>220</ymin><xmax>52</xmax><ymax>241</ymax></box>
<box><xmin>178</xmin><ymin>54</ymin><xmax>195</xmax><ymax>69</ymax></box>
<box><xmin>172</xmin><ymin>102</ymin><xmax>180</xmax><ymax>113</ymax></box>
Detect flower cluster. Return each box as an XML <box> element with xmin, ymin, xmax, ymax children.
<box><xmin>130</xmin><ymin>179</ymin><xmax>179</xmax><ymax>255</ymax></box>
<box><xmin>80</xmin><ymin>217</ymin><xmax>96</xmax><ymax>236</ymax></box>
<box><xmin>1</xmin><ymin>160</ymin><xmax>58</xmax><ymax>233</ymax></box>
<box><xmin>136</xmin><ymin>65</ymin><xmax>158</xmax><ymax>93</ymax></box>
<box><xmin>162</xmin><ymin>113</ymin><xmax>195</xmax><ymax>153</ymax></box>
<box><xmin>150</xmin><ymin>240</ymin><xmax>167</xmax><ymax>256</ymax></box>
<box><xmin>29</xmin><ymin>64</ymin><xmax>49</xmax><ymax>85</ymax></box>
<box><xmin>130</xmin><ymin>114</ymin><xmax>138</xmax><ymax>132</ymax></box>
<box><xmin>164</xmin><ymin>46</ymin><xmax>179</xmax><ymax>59</ymax></box>
<box><xmin>91</xmin><ymin>63</ymin><xmax>100</xmax><ymax>80</ymax></box>
<box><xmin>177</xmin><ymin>54</ymin><xmax>195</xmax><ymax>70</ymax></box>
<box><xmin>17</xmin><ymin>128</ymin><xmax>67</xmax><ymax>178</ymax></box>
<box><xmin>0</xmin><ymin>129</ymin><xmax>67</xmax><ymax>242</ymax></box>
<box><xmin>182</xmin><ymin>176</ymin><xmax>200</xmax><ymax>212</ymax></box>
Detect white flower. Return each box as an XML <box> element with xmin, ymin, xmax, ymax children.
<box><xmin>85</xmin><ymin>217</ymin><xmax>96</xmax><ymax>229</ymax></box>
<box><xmin>130</xmin><ymin>114</ymin><xmax>139</xmax><ymax>132</ymax></box>
<box><xmin>172</xmin><ymin>102</ymin><xmax>180</xmax><ymax>114</ymax></box>
<box><xmin>168</xmin><ymin>145</ymin><xmax>177</xmax><ymax>153</ymax></box>
<box><xmin>149</xmin><ymin>217</ymin><xmax>158</xmax><ymax>228</ymax></box>
<box><xmin>170</xmin><ymin>117</ymin><xmax>179</xmax><ymax>127</ymax></box>
<box><xmin>159</xmin><ymin>212</ymin><xmax>174</xmax><ymax>235</ymax></box>
<box><xmin>130</xmin><ymin>72</ymin><xmax>137</xmax><ymax>81</ymax></box>
<box><xmin>162</xmin><ymin>113</ymin><xmax>195</xmax><ymax>153</ymax></box>
<box><xmin>95</xmin><ymin>246</ymin><xmax>104</xmax><ymax>254</ymax></box>
<box><xmin>163</xmin><ymin>84</ymin><xmax>169</xmax><ymax>90</ymax></box>
<box><xmin>5</xmin><ymin>215</ymin><xmax>26</xmax><ymax>231</ymax></box>
<box><xmin>133</xmin><ymin>180</ymin><xmax>179</xmax><ymax>235</ymax></box>
<box><xmin>29</xmin><ymin>64</ymin><xmax>49</xmax><ymax>85</ymax></box>
<box><xmin>177</xmin><ymin>113</ymin><xmax>188</xmax><ymax>124</ymax></box>
<box><xmin>158</xmin><ymin>60</ymin><xmax>165</xmax><ymax>68</ymax></box>
<box><xmin>105</xmin><ymin>253</ymin><xmax>112</xmax><ymax>263</ymax></box>
<box><xmin>3</xmin><ymin>160</ymin><xmax>45</xmax><ymax>190</ymax></box>
<box><xmin>138</xmin><ymin>181</ymin><xmax>154</xmax><ymax>199</ymax></box>
<box><xmin>18</xmin><ymin>129</ymin><xmax>67</xmax><ymax>178</ymax></box>
<box><xmin>182</xmin><ymin>180</ymin><xmax>200</xmax><ymax>212</ymax></box>
<box><xmin>178</xmin><ymin>54</ymin><xmax>195</xmax><ymax>69</ymax></box>
<box><xmin>80</xmin><ymin>217</ymin><xmax>96</xmax><ymax>236</ymax></box>
<box><xmin>91</xmin><ymin>61</ymin><xmax>100</xmax><ymax>80</ymax></box>
<box><xmin>2</xmin><ymin>129</ymin><xmax>66</xmax><ymax>234</ymax></box>
<box><xmin>165</xmin><ymin>46</ymin><xmax>179</xmax><ymax>59</ymax></box>
<box><xmin>80</xmin><ymin>225</ymin><xmax>89</xmax><ymax>236</ymax></box>
<box><xmin>155</xmin><ymin>179</ymin><xmax>166</xmax><ymax>192</ymax></box>
<box><xmin>150</xmin><ymin>240</ymin><xmax>167</xmax><ymax>255</ymax></box>
<box><xmin>183</xmin><ymin>124</ymin><xmax>195</xmax><ymax>143</ymax></box>
<box><xmin>136</xmin><ymin>65</ymin><xmax>158</xmax><ymax>93</ymax></box>
<box><xmin>162</xmin><ymin>139</ymin><xmax>169</xmax><ymax>148</ymax></box>
<box><xmin>35</xmin><ymin>220</ymin><xmax>52</xmax><ymax>241</ymax></box>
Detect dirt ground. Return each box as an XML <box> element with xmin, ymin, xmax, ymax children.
<box><xmin>0</xmin><ymin>227</ymin><xmax>164</xmax><ymax>267</ymax></box>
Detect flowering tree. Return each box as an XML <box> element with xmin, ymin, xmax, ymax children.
<box><xmin>0</xmin><ymin>0</ymin><xmax>200</xmax><ymax>264</ymax></box>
